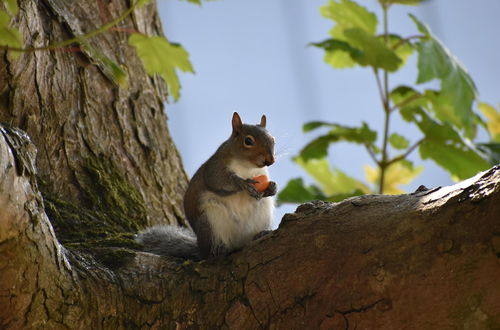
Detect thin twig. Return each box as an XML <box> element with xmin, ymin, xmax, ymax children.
<box><xmin>372</xmin><ymin>68</ymin><xmax>386</xmax><ymax>107</ymax></box>
<box><xmin>378</xmin><ymin>5</ymin><xmax>391</xmax><ymax>194</ymax></box>
<box><xmin>386</xmin><ymin>138</ymin><xmax>425</xmax><ymax>167</ymax></box>
<box><xmin>364</xmin><ymin>144</ymin><xmax>380</xmax><ymax>166</ymax></box>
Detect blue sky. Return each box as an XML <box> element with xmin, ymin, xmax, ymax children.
<box><xmin>157</xmin><ymin>0</ymin><xmax>500</xmax><ymax>225</ymax></box>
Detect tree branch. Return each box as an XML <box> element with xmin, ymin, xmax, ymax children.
<box><xmin>2</xmin><ymin>125</ymin><xmax>499</xmax><ymax>329</ymax></box>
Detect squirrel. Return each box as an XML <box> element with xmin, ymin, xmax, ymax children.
<box><xmin>136</xmin><ymin>112</ymin><xmax>277</xmax><ymax>259</ymax></box>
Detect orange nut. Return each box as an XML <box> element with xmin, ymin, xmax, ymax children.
<box><xmin>252</xmin><ymin>175</ymin><xmax>270</xmax><ymax>192</ymax></box>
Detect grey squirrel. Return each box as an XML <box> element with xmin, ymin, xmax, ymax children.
<box><xmin>136</xmin><ymin>112</ymin><xmax>277</xmax><ymax>259</ymax></box>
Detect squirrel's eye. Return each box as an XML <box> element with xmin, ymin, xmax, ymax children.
<box><xmin>244</xmin><ymin>135</ymin><xmax>255</xmax><ymax>147</ymax></box>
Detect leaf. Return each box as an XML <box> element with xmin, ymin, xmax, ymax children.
<box><xmin>313</xmin><ymin>30</ymin><xmax>402</xmax><ymax>72</ymax></box>
<box><xmin>364</xmin><ymin>160</ymin><xmax>423</xmax><ymax>194</ymax></box>
<box><xmin>343</xmin><ymin>28</ymin><xmax>401</xmax><ymax>71</ymax></box>
<box><xmin>295</xmin><ymin>157</ymin><xmax>370</xmax><ymax>195</ymax></box>
<box><xmin>324</xmin><ymin>47</ymin><xmax>356</xmax><ymax>68</ymax></box>
<box><xmin>321</xmin><ymin>0</ymin><xmax>377</xmax><ymax>39</ymax></box>
<box><xmin>386</xmin><ymin>34</ymin><xmax>414</xmax><ymax>66</ymax></box>
<box><xmin>179</xmin><ymin>0</ymin><xmax>202</xmax><ymax>4</ymax></box>
<box><xmin>277</xmin><ymin>178</ymin><xmax>326</xmax><ymax>205</ymax></box>
<box><xmin>129</xmin><ymin>34</ymin><xmax>194</xmax><ymax>101</ymax></box>
<box><xmin>389</xmin><ymin>133</ymin><xmax>410</xmax><ymax>150</ymax></box>
<box><xmin>478</xmin><ymin>103</ymin><xmax>500</xmax><ymax>142</ymax></box>
<box><xmin>277</xmin><ymin>177</ymin><xmax>366</xmax><ymax>205</ymax></box>
<box><xmin>2</xmin><ymin>0</ymin><xmax>18</xmax><ymax>16</ymax></box>
<box><xmin>410</xmin><ymin>14</ymin><xmax>477</xmax><ymax>137</ymax></box>
<box><xmin>401</xmin><ymin>106</ymin><xmax>490</xmax><ymax>179</ymax></box>
<box><xmin>419</xmin><ymin>140</ymin><xmax>489</xmax><ymax>180</ymax></box>
<box><xmin>300</xmin><ymin>122</ymin><xmax>377</xmax><ymax>160</ymax></box>
<box><xmin>311</xmin><ymin>39</ymin><xmax>359</xmax><ymax>69</ymax></box>
<box><xmin>390</xmin><ymin>85</ymin><xmax>425</xmax><ymax>110</ymax></box>
<box><xmin>379</xmin><ymin>0</ymin><xmax>424</xmax><ymax>5</ymax></box>
<box><xmin>0</xmin><ymin>10</ymin><xmax>22</xmax><ymax>59</ymax></box>
<box><xmin>319</xmin><ymin>0</ymin><xmax>377</xmax><ymax>69</ymax></box>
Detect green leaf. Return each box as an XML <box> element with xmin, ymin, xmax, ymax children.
<box><xmin>410</xmin><ymin>14</ymin><xmax>477</xmax><ymax>137</ymax></box>
<box><xmin>401</xmin><ymin>106</ymin><xmax>489</xmax><ymax>179</ymax></box>
<box><xmin>313</xmin><ymin>31</ymin><xmax>402</xmax><ymax>72</ymax></box>
<box><xmin>389</xmin><ymin>133</ymin><xmax>410</xmax><ymax>150</ymax></box>
<box><xmin>379</xmin><ymin>0</ymin><xmax>424</xmax><ymax>5</ymax></box>
<box><xmin>277</xmin><ymin>178</ymin><xmax>326</xmax><ymax>205</ymax></box>
<box><xmin>80</xmin><ymin>42</ymin><xmax>128</xmax><ymax>87</ymax></box>
<box><xmin>424</xmin><ymin>90</ymin><xmax>477</xmax><ymax>138</ymax></box>
<box><xmin>324</xmin><ymin>48</ymin><xmax>356</xmax><ymax>68</ymax></box>
<box><xmin>0</xmin><ymin>10</ymin><xmax>22</xmax><ymax>59</ymax></box>
<box><xmin>419</xmin><ymin>140</ymin><xmax>489</xmax><ymax>180</ymax></box>
<box><xmin>386</xmin><ymin>34</ymin><xmax>414</xmax><ymax>67</ymax></box>
<box><xmin>343</xmin><ymin>28</ymin><xmax>402</xmax><ymax>71</ymax></box>
<box><xmin>390</xmin><ymin>85</ymin><xmax>425</xmax><ymax>110</ymax></box>
<box><xmin>311</xmin><ymin>39</ymin><xmax>359</xmax><ymax>69</ymax></box>
<box><xmin>2</xmin><ymin>0</ymin><xmax>18</xmax><ymax>16</ymax></box>
<box><xmin>321</xmin><ymin>0</ymin><xmax>377</xmax><ymax>39</ymax></box>
<box><xmin>300</xmin><ymin>122</ymin><xmax>377</xmax><ymax>160</ymax></box>
<box><xmin>295</xmin><ymin>157</ymin><xmax>370</xmax><ymax>195</ymax></box>
<box><xmin>277</xmin><ymin>177</ymin><xmax>366</xmax><ymax>205</ymax></box>
<box><xmin>179</xmin><ymin>0</ymin><xmax>202</xmax><ymax>4</ymax></box>
<box><xmin>319</xmin><ymin>0</ymin><xmax>377</xmax><ymax>69</ymax></box>
<box><xmin>129</xmin><ymin>34</ymin><xmax>194</xmax><ymax>101</ymax></box>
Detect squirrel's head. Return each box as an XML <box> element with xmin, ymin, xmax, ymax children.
<box><xmin>230</xmin><ymin>112</ymin><xmax>276</xmax><ymax>168</ymax></box>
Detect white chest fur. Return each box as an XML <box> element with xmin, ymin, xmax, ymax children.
<box><xmin>200</xmin><ymin>160</ymin><xmax>274</xmax><ymax>250</ymax></box>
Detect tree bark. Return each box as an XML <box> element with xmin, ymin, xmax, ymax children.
<box><xmin>0</xmin><ymin>0</ymin><xmax>187</xmax><ymax>238</ymax></box>
<box><xmin>1</xmin><ymin>0</ymin><xmax>499</xmax><ymax>329</ymax></box>
<box><xmin>1</xmin><ymin>126</ymin><xmax>500</xmax><ymax>329</ymax></box>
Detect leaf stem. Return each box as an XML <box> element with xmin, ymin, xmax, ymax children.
<box><xmin>373</xmin><ymin>68</ymin><xmax>386</xmax><ymax>106</ymax></box>
<box><xmin>364</xmin><ymin>143</ymin><xmax>380</xmax><ymax>166</ymax></box>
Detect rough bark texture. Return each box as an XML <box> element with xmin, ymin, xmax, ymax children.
<box><xmin>1</xmin><ymin>127</ymin><xmax>500</xmax><ymax>329</ymax></box>
<box><xmin>0</xmin><ymin>0</ymin><xmax>187</xmax><ymax>237</ymax></box>
<box><xmin>1</xmin><ymin>0</ymin><xmax>500</xmax><ymax>329</ymax></box>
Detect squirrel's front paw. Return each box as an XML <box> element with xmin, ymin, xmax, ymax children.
<box><xmin>263</xmin><ymin>181</ymin><xmax>277</xmax><ymax>197</ymax></box>
<box><xmin>244</xmin><ymin>179</ymin><xmax>264</xmax><ymax>200</ymax></box>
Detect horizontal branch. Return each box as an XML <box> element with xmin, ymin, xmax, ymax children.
<box><xmin>1</xmin><ymin>125</ymin><xmax>499</xmax><ymax>329</ymax></box>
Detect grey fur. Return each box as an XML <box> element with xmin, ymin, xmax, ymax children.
<box><xmin>136</xmin><ymin>225</ymin><xmax>200</xmax><ymax>260</ymax></box>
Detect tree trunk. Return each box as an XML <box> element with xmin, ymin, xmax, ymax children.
<box><xmin>0</xmin><ymin>0</ymin><xmax>188</xmax><ymax>241</ymax></box>
<box><xmin>1</xmin><ymin>0</ymin><xmax>499</xmax><ymax>329</ymax></box>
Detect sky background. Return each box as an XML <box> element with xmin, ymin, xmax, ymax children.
<box><xmin>157</xmin><ymin>0</ymin><xmax>500</xmax><ymax>226</ymax></box>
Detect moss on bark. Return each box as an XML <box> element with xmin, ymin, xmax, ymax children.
<box><xmin>40</xmin><ymin>155</ymin><xmax>146</xmax><ymax>255</ymax></box>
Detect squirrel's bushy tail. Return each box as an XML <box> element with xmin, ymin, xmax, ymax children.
<box><xmin>136</xmin><ymin>225</ymin><xmax>199</xmax><ymax>260</ymax></box>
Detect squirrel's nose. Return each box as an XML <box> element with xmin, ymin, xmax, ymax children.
<box><xmin>264</xmin><ymin>154</ymin><xmax>275</xmax><ymax>166</ymax></box>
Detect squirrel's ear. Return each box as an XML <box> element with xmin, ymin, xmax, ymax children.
<box><xmin>232</xmin><ymin>112</ymin><xmax>243</xmax><ymax>134</ymax></box>
<box><xmin>259</xmin><ymin>115</ymin><xmax>267</xmax><ymax>128</ymax></box>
